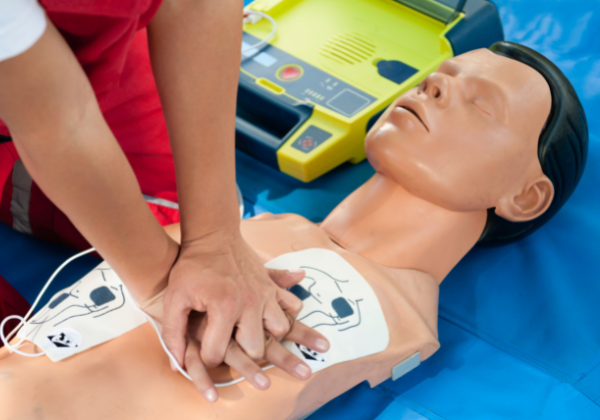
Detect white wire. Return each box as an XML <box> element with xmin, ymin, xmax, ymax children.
<box><xmin>0</xmin><ymin>245</ymin><xmax>273</xmax><ymax>387</ymax></box>
<box><xmin>242</xmin><ymin>10</ymin><xmax>277</xmax><ymax>55</ymax></box>
<box><xmin>0</xmin><ymin>315</ymin><xmax>44</xmax><ymax>356</ymax></box>
<box><xmin>133</xmin><ymin>304</ymin><xmax>275</xmax><ymax>387</ymax></box>
<box><xmin>0</xmin><ymin>247</ymin><xmax>97</xmax><ymax>354</ymax></box>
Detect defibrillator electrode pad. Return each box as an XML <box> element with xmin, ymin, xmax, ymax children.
<box><xmin>16</xmin><ymin>262</ymin><xmax>147</xmax><ymax>362</ymax></box>
<box><xmin>265</xmin><ymin>248</ymin><xmax>390</xmax><ymax>373</ymax></box>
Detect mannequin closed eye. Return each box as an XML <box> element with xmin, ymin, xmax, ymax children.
<box><xmin>462</xmin><ymin>78</ymin><xmax>507</xmax><ymax>121</ymax></box>
<box><xmin>472</xmin><ymin>98</ymin><xmax>492</xmax><ymax>116</ymax></box>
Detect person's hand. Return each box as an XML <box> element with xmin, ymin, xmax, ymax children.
<box><xmin>182</xmin><ymin>292</ymin><xmax>329</xmax><ymax>402</ymax></box>
<box><xmin>140</xmin><ymin>258</ymin><xmax>330</xmax><ymax>403</ymax></box>
<box><xmin>161</xmin><ymin>229</ymin><xmax>323</xmax><ymax>374</ymax></box>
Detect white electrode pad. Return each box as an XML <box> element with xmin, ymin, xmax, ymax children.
<box><xmin>17</xmin><ymin>262</ymin><xmax>147</xmax><ymax>362</ymax></box>
<box><xmin>265</xmin><ymin>248</ymin><xmax>389</xmax><ymax>373</ymax></box>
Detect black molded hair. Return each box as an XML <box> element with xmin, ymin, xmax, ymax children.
<box><xmin>477</xmin><ymin>41</ymin><xmax>588</xmax><ymax>246</ymax></box>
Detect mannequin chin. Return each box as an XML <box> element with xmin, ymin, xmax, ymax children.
<box><xmin>0</xmin><ymin>42</ymin><xmax>588</xmax><ymax>420</ymax></box>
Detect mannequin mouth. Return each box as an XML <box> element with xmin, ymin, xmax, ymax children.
<box><xmin>397</xmin><ymin>105</ymin><xmax>429</xmax><ymax>132</ymax></box>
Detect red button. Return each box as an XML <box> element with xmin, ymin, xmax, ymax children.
<box><xmin>281</xmin><ymin>66</ymin><xmax>301</xmax><ymax>80</ymax></box>
<box><xmin>301</xmin><ymin>137</ymin><xmax>314</xmax><ymax>148</ymax></box>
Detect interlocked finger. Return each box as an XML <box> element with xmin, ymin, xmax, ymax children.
<box><xmin>277</xmin><ymin>288</ymin><xmax>303</xmax><ymax>318</ymax></box>
<box><xmin>263</xmin><ymin>299</ymin><xmax>292</xmax><ymax>340</ymax></box>
<box><xmin>224</xmin><ymin>340</ymin><xmax>271</xmax><ymax>390</ymax></box>
<box><xmin>184</xmin><ymin>339</ymin><xmax>218</xmax><ymax>402</ymax></box>
<box><xmin>264</xmin><ymin>338</ymin><xmax>312</xmax><ymax>381</ymax></box>
<box><xmin>284</xmin><ymin>317</ymin><xmax>329</xmax><ymax>354</ymax></box>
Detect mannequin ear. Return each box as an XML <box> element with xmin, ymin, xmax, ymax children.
<box><xmin>495</xmin><ymin>175</ymin><xmax>554</xmax><ymax>222</ymax></box>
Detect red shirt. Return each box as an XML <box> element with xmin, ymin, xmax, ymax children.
<box><xmin>0</xmin><ymin>0</ymin><xmax>176</xmax><ymax>199</ymax></box>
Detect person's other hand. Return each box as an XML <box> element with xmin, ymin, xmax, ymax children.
<box><xmin>161</xmin><ymin>230</ymin><xmax>323</xmax><ymax>377</ymax></box>
<box><xmin>183</xmin><ymin>302</ymin><xmax>330</xmax><ymax>402</ymax></box>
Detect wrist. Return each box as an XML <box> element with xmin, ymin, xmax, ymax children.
<box><xmin>180</xmin><ymin>224</ymin><xmax>242</xmax><ymax>254</ymax></box>
<box><xmin>124</xmin><ymin>231</ymin><xmax>180</xmax><ymax>304</ymax></box>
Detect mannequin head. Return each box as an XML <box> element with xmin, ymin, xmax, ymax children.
<box><xmin>365</xmin><ymin>42</ymin><xmax>588</xmax><ymax>245</ymax></box>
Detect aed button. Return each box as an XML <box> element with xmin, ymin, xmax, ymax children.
<box><xmin>278</xmin><ymin>65</ymin><xmax>303</xmax><ymax>81</ymax></box>
<box><xmin>292</xmin><ymin>126</ymin><xmax>332</xmax><ymax>154</ymax></box>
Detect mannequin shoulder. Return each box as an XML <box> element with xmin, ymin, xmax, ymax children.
<box><xmin>241</xmin><ymin>213</ymin><xmax>336</xmax><ymax>259</ymax></box>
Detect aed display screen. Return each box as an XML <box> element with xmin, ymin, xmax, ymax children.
<box><xmin>326</xmin><ymin>89</ymin><xmax>372</xmax><ymax>117</ymax></box>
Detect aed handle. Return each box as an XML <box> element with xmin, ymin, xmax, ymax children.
<box><xmin>235</xmin><ymin>116</ymin><xmax>281</xmax><ymax>152</ymax></box>
<box><xmin>235</xmin><ymin>74</ymin><xmax>313</xmax><ymax>168</ymax></box>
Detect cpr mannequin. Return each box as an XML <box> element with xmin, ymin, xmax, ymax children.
<box><xmin>0</xmin><ymin>42</ymin><xmax>588</xmax><ymax>420</ymax></box>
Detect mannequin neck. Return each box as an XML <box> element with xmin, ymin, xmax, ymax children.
<box><xmin>321</xmin><ymin>173</ymin><xmax>487</xmax><ymax>283</ymax></box>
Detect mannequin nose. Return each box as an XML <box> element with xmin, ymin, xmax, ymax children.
<box><xmin>418</xmin><ymin>73</ymin><xmax>450</xmax><ymax>108</ymax></box>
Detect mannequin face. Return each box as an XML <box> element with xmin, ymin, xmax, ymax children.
<box><xmin>366</xmin><ymin>49</ymin><xmax>553</xmax><ymax>214</ymax></box>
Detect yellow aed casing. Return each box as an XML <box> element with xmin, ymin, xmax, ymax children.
<box><xmin>236</xmin><ymin>0</ymin><xmax>503</xmax><ymax>182</ymax></box>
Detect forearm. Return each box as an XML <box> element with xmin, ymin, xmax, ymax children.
<box><xmin>148</xmin><ymin>0</ymin><xmax>244</xmax><ymax>244</ymax></box>
<box><xmin>19</xmin><ymin>106</ymin><xmax>178</xmax><ymax>302</ymax></box>
<box><xmin>0</xmin><ymin>21</ymin><xmax>178</xmax><ymax>302</ymax></box>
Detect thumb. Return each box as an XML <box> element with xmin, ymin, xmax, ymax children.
<box><xmin>161</xmin><ymin>297</ymin><xmax>192</xmax><ymax>369</ymax></box>
<box><xmin>267</xmin><ymin>268</ymin><xmax>305</xmax><ymax>288</ymax></box>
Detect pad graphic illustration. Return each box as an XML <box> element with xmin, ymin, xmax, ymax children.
<box><xmin>289</xmin><ymin>267</ymin><xmax>364</xmax><ymax>332</ymax></box>
<box><xmin>43</xmin><ymin>328</ymin><xmax>83</xmax><ymax>355</ymax></box>
<box><xmin>17</xmin><ymin>262</ymin><xmax>147</xmax><ymax>362</ymax></box>
<box><xmin>47</xmin><ymin>332</ymin><xmax>77</xmax><ymax>348</ymax></box>
<box><xmin>295</xmin><ymin>343</ymin><xmax>327</xmax><ymax>363</ymax></box>
<box><xmin>30</xmin><ymin>270</ymin><xmax>126</xmax><ymax>330</ymax></box>
<box><xmin>265</xmin><ymin>249</ymin><xmax>389</xmax><ymax>373</ymax></box>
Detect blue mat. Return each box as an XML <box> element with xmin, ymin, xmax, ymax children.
<box><xmin>241</xmin><ymin>0</ymin><xmax>600</xmax><ymax>417</ymax></box>
<box><xmin>2</xmin><ymin>0</ymin><xmax>599</xmax><ymax>418</ymax></box>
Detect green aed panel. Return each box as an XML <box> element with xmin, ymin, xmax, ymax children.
<box><xmin>236</xmin><ymin>0</ymin><xmax>503</xmax><ymax>182</ymax></box>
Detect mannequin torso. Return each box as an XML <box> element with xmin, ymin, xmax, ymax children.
<box><xmin>0</xmin><ymin>212</ymin><xmax>441</xmax><ymax>420</ymax></box>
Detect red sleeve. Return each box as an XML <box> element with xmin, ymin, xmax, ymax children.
<box><xmin>0</xmin><ymin>0</ymin><xmax>175</xmax><ymax>199</ymax></box>
<box><xmin>40</xmin><ymin>0</ymin><xmax>164</xmax><ymax>97</ymax></box>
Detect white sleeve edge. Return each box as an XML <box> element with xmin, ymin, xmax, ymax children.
<box><xmin>0</xmin><ymin>0</ymin><xmax>47</xmax><ymax>63</ymax></box>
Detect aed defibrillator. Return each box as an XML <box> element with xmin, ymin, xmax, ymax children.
<box><xmin>236</xmin><ymin>0</ymin><xmax>503</xmax><ymax>182</ymax></box>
